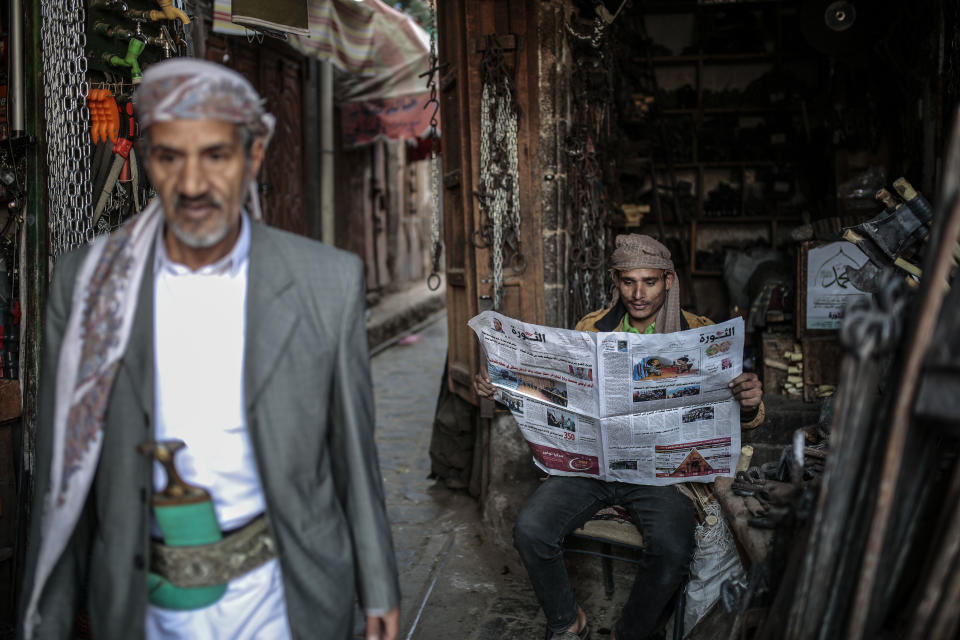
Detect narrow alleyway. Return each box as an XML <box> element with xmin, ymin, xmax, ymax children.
<box><xmin>363</xmin><ymin>312</ymin><xmax>541</xmax><ymax>639</ymax></box>
<box><xmin>364</xmin><ymin>311</ymin><xmax>636</xmax><ymax>640</ymax></box>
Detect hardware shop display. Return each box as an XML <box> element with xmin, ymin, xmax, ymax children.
<box><xmin>564</xmin><ymin>5</ymin><xmax>620</xmax><ymax>325</ymax></box>
<box><xmin>41</xmin><ymin>0</ymin><xmax>194</xmax><ymax>257</ymax></box>
<box><xmin>473</xmin><ymin>34</ymin><xmax>524</xmax><ymax>311</ymax></box>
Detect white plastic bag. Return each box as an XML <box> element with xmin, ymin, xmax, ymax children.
<box><xmin>680</xmin><ymin>501</ymin><xmax>745</xmax><ymax>637</ymax></box>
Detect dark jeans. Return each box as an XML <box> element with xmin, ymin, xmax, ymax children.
<box><xmin>513</xmin><ymin>476</ymin><xmax>697</xmax><ymax>640</ymax></box>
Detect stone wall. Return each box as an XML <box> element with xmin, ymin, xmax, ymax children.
<box><xmin>482</xmin><ymin>413</ymin><xmax>543</xmax><ymax>549</ymax></box>
<box><xmin>537</xmin><ymin>2</ymin><xmax>573</xmax><ymax>329</ymax></box>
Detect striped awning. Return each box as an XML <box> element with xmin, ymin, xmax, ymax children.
<box><xmin>213</xmin><ymin>0</ymin><xmax>377</xmax><ymax>76</ymax></box>
<box><xmin>335</xmin><ymin>0</ymin><xmax>436</xmax><ymax>147</ymax></box>
<box><xmin>213</xmin><ymin>0</ymin><xmax>438</xmax><ymax>147</ymax></box>
<box><xmin>334</xmin><ymin>0</ymin><xmax>431</xmax><ymax>102</ymax></box>
<box><xmin>230</xmin><ymin>0</ymin><xmax>310</xmax><ymax>36</ymax></box>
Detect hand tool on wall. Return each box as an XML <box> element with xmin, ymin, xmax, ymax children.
<box><xmin>892</xmin><ymin>178</ymin><xmax>933</xmax><ymax>224</ymax></box>
<box><xmin>91</xmin><ymin>0</ymin><xmax>189</xmax><ymax>24</ymax></box>
<box><xmin>96</xmin><ymin>18</ymin><xmax>178</xmax><ymax>61</ymax></box>
<box><xmin>93</xmin><ymin>20</ymin><xmax>135</xmax><ymax>41</ymax></box>
<box><xmin>149</xmin><ymin>0</ymin><xmax>189</xmax><ymax>24</ymax></box>
<box><xmin>137</xmin><ymin>440</ymin><xmax>227</xmax><ymax>610</ymax></box>
<box><xmin>117</xmin><ymin>99</ymin><xmax>143</xmax><ymax>213</ymax></box>
<box><xmin>93</xmin><ymin>99</ymin><xmax>137</xmax><ymax>226</ymax></box>
<box><xmin>842</xmin><ymin>177</ymin><xmax>934</xmax><ymax>287</ymax></box>
<box><xmin>145</xmin><ymin>26</ymin><xmax>178</xmax><ymax>59</ymax></box>
<box><xmin>88</xmin><ymin>0</ymin><xmax>129</xmax><ymax>11</ymax></box>
<box><xmin>859</xmin><ymin>188</ymin><xmax>928</xmax><ymax>261</ymax></box>
<box><xmin>104</xmin><ymin>25</ymin><xmax>147</xmax><ymax>84</ymax></box>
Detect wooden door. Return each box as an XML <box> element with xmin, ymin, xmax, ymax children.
<box><xmin>438</xmin><ymin>0</ymin><xmax>545</xmax><ymax>402</ymax></box>
<box><xmin>258</xmin><ymin>46</ymin><xmax>307</xmax><ymax>236</ymax></box>
<box><xmin>204</xmin><ymin>35</ymin><xmax>309</xmax><ymax>237</ymax></box>
<box><xmin>438</xmin><ymin>0</ymin><xmax>479</xmax><ymax>400</ymax></box>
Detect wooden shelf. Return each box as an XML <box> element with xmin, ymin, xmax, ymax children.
<box><xmin>659</xmin><ymin>160</ymin><xmax>795</xmax><ymax>169</ymax></box>
<box><xmin>618</xmin><ymin>161</ymin><xmax>795</xmax><ymax>173</ymax></box>
<box><xmin>622</xmin><ymin>0</ymin><xmax>814</xmax><ymax>279</ymax></box>
<box><xmin>689</xmin><ymin>217</ymin><xmax>795</xmax><ymax>275</ymax></box>
<box><xmin>693</xmin><ymin>215</ymin><xmax>801</xmax><ymax>223</ymax></box>
<box><xmin>667</xmin><ymin>106</ymin><xmax>800</xmax><ymax>115</ymax></box>
<box><xmin>642</xmin><ymin>0</ymin><xmax>801</xmax><ymax>14</ymax></box>
<box><xmin>650</xmin><ymin>52</ymin><xmax>778</xmax><ymax>64</ymax></box>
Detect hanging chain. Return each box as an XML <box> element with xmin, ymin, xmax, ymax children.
<box><xmin>565</xmin><ymin>9</ymin><xmax>616</xmax><ymax>325</ymax></box>
<box><xmin>565</xmin><ymin>15</ymin><xmax>608</xmax><ymax>49</ymax></box>
<box><xmin>41</xmin><ymin>0</ymin><xmax>93</xmax><ymax>258</ymax></box>
<box><xmin>476</xmin><ymin>36</ymin><xmax>523</xmax><ymax>311</ymax></box>
<box><xmin>423</xmin><ymin>0</ymin><xmax>444</xmax><ymax>291</ymax></box>
<box><xmin>564</xmin><ymin>0</ymin><xmax>628</xmax><ymax>48</ymax></box>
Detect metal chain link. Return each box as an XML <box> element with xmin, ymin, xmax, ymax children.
<box><xmin>840</xmin><ymin>270</ymin><xmax>912</xmax><ymax>360</ymax></box>
<box><xmin>41</xmin><ymin>0</ymin><xmax>93</xmax><ymax>258</ymax></box>
<box><xmin>424</xmin><ymin>0</ymin><xmax>443</xmax><ymax>291</ymax></box>
<box><xmin>565</xmin><ymin>15</ymin><xmax>608</xmax><ymax>49</ymax></box>
<box><xmin>565</xmin><ymin>11</ymin><xmax>615</xmax><ymax>324</ymax></box>
<box><xmin>478</xmin><ymin>38</ymin><xmax>521</xmax><ymax>311</ymax></box>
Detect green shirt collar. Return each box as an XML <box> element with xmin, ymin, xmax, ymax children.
<box><xmin>620</xmin><ymin>313</ymin><xmax>655</xmax><ymax>334</ymax></box>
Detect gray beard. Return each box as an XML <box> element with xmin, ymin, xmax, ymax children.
<box><xmin>167</xmin><ymin>178</ymin><xmax>249</xmax><ymax>248</ymax></box>
<box><xmin>168</xmin><ymin>216</ymin><xmax>234</xmax><ymax>249</ymax></box>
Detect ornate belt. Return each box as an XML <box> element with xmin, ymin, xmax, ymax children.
<box><xmin>150</xmin><ymin>514</ymin><xmax>277</xmax><ymax>588</ymax></box>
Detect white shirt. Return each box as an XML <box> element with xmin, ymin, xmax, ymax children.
<box><xmin>146</xmin><ymin>216</ymin><xmax>292</xmax><ymax>640</ymax></box>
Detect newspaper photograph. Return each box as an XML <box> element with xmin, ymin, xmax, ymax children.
<box><xmin>468</xmin><ymin>311</ymin><xmax>745</xmax><ymax>485</ymax></box>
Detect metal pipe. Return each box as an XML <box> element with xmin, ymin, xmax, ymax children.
<box><xmin>320</xmin><ymin>59</ymin><xmax>335</xmax><ymax>245</ymax></box>
<box><xmin>10</xmin><ymin>0</ymin><xmax>25</xmax><ymax>134</ymax></box>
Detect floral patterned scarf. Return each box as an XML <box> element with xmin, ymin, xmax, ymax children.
<box><xmin>24</xmin><ymin>203</ymin><xmax>162</xmax><ymax>638</ymax></box>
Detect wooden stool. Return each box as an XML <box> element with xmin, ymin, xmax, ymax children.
<box><xmin>551</xmin><ymin>506</ymin><xmax>686</xmax><ymax>640</ymax></box>
<box><xmin>566</xmin><ymin>506</ymin><xmax>644</xmax><ymax>598</ymax></box>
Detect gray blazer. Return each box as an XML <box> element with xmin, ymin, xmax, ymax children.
<box><xmin>21</xmin><ymin>221</ymin><xmax>400</xmax><ymax>639</ymax></box>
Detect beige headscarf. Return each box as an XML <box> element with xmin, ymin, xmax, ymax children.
<box><xmin>608</xmin><ymin>234</ymin><xmax>681</xmax><ymax>334</ymax></box>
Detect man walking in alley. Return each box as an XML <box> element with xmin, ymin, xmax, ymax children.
<box><xmin>476</xmin><ymin>234</ymin><xmax>764</xmax><ymax>640</ymax></box>
<box><xmin>22</xmin><ymin>59</ymin><xmax>399</xmax><ymax>640</ymax></box>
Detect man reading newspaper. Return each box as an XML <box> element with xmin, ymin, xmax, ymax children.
<box><xmin>475</xmin><ymin>234</ymin><xmax>764</xmax><ymax>640</ymax></box>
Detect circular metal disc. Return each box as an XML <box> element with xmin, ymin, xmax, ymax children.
<box><xmin>825</xmin><ymin>1</ymin><xmax>857</xmax><ymax>32</ymax></box>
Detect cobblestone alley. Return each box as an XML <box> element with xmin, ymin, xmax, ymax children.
<box><xmin>362</xmin><ymin>312</ymin><xmax>633</xmax><ymax>640</ymax></box>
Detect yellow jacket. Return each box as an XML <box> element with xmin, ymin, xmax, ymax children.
<box><xmin>575</xmin><ymin>302</ymin><xmax>765</xmax><ymax>429</ymax></box>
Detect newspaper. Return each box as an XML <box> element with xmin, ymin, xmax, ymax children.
<box><xmin>468</xmin><ymin>311</ymin><xmax>745</xmax><ymax>485</ymax></box>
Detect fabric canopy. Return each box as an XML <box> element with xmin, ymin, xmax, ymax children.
<box><xmin>214</xmin><ymin>0</ymin><xmax>376</xmax><ymax>75</ymax></box>
<box><xmin>331</xmin><ymin>0</ymin><xmax>430</xmax><ymax>102</ymax></box>
<box><xmin>341</xmin><ymin>94</ymin><xmax>438</xmax><ymax>148</ymax></box>
<box><xmin>230</xmin><ymin>0</ymin><xmax>309</xmax><ymax>36</ymax></box>
<box><xmin>213</xmin><ymin>0</ymin><xmax>438</xmax><ymax>147</ymax></box>
<box><xmin>334</xmin><ymin>0</ymin><xmax>437</xmax><ymax>147</ymax></box>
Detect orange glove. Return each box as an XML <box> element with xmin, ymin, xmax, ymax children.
<box><xmin>87</xmin><ymin>90</ymin><xmax>121</xmax><ymax>144</ymax></box>
<box><xmin>88</xmin><ymin>89</ymin><xmax>104</xmax><ymax>143</ymax></box>
<box><xmin>106</xmin><ymin>94</ymin><xmax>120</xmax><ymax>143</ymax></box>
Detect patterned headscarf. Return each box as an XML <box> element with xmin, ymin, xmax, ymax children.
<box><xmin>608</xmin><ymin>234</ymin><xmax>682</xmax><ymax>334</ymax></box>
<box><xmin>135</xmin><ymin>58</ymin><xmax>275</xmax><ymax>142</ymax></box>
<box><xmin>24</xmin><ymin>59</ymin><xmax>276</xmax><ymax>639</ymax></box>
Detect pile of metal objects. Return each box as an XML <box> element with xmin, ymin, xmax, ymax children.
<box><xmin>692</xmin><ymin>112</ymin><xmax>960</xmax><ymax>640</ymax></box>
